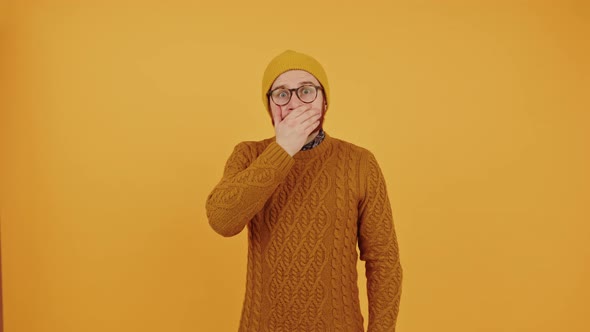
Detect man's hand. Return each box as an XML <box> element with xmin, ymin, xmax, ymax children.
<box><xmin>272</xmin><ymin>105</ymin><xmax>321</xmax><ymax>157</ymax></box>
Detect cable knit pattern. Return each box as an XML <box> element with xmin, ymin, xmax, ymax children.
<box><xmin>206</xmin><ymin>132</ymin><xmax>402</xmax><ymax>332</ymax></box>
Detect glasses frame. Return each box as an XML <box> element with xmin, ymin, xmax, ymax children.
<box><xmin>266</xmin><ymin>85</ymin><xmax>324</xmax><ymax>106</ymax></box>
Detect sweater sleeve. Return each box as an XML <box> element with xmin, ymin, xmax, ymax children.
<box><xmin>206</xmin><ymin>141</ymin><xmax>295</xmax><ymax>237</ymax></box>
<box><xmin>358</xmin><ymin>151</ymin><xmax>403</xmax><ymax>332</ymax></box>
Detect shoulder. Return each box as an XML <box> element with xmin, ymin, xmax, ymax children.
<box><xmin>327</xmin><ymin>135</ymin><xmax>387</xmax><ymax>185</ymax></box>
<box><xmin>327</xmin><ymin>136</ymin><xmax>387</xmax><ymax>201</ymax></box>
<box><xmin>327</xmin><ymin>134</ymin><xmax>377</xmax><ymax>161</ymax></box>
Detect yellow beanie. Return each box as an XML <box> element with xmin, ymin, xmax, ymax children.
<box><xmin>261</xmin><ymin>50</ymin><xmax>330</xmax><ymax>119</ymax></box>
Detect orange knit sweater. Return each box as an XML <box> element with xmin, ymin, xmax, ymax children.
<box><xmin>206</xmin><ymin>132</ymin><xmax>402</xmax><ymax>332</ymax></box>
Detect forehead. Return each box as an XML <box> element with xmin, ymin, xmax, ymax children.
<box><xmin>271</xmin><ymin>70</ymin><xmax>320</xmax><ymax>89</ymax></box>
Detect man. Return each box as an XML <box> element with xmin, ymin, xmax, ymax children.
<box><xmin>206</xmin><ymin>50</ymin><xmax>402</xmax><ymax>331</ymax></box>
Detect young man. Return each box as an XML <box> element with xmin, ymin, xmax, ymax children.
<box><xmin>206</xmin><ymin>50</ymin><xmax>402</xmax><ymax>331</ymax></box>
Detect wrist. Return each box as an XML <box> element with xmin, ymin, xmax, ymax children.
<box><xmin>277</xmin><ymin>142</ymin><xmax>297</xmax><ymax>157</ymax></box>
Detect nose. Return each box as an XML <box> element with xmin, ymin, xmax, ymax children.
<box><xmin>285</xmin><ymin>91</ymin><xmax>305</xmax><ymax>111</ymax></box>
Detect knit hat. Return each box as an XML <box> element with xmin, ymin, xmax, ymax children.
<box><xmin>261</xmin><ymin>50</ymin><xmax>330</xmax><ymax>119</ymax></box>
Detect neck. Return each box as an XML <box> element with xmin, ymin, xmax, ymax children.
<box><xmin>293</xmin><ymin>130</ymin><xmax>331</xmax><ymax>160</ymax></box>
<box><xmin>305</xmin><ymin>129</ymin><xmax>320</xmax><ymax>145</ymax></box>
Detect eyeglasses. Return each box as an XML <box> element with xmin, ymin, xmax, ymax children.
<box><xmin>267</xmin><ymin>85</ymin><xmax>323</xmax><ymax>106</ymax></box>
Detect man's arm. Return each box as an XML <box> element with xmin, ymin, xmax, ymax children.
<box><xmin>205</xmin><ymin>141</ymin><xmax>294</xmax><ymax>237</ymax></box>
<box><xmin>358</xmin><ymin>151</ymin><xmax>403</xmax><ymax>331</ymax></box>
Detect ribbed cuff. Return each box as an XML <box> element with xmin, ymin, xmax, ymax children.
<box><xmin>262</xmin><ymin>141</ymin><xmax>295</xmax><ymax>173</ymax></box>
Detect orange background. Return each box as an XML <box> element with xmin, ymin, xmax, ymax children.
<box><xmin>1</xmin><ymin>1</ymin><xmax>589</xmax><ymax>331</ymax></box>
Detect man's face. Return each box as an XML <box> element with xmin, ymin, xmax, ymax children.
<box><xmin>269</xmin><ymin>70</ymin><xmax>325</xmax><ymax>130</ymax></box>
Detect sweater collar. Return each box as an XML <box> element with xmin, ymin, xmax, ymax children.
<box><xmin>293</xmin><ymin>130</ymin><xmax>333</xmax><ymax>160</ymax></box>
<box><xmin>300</xmin><ymin>128</ymin><xmax>325</xmax><ymax>151</ymax></box>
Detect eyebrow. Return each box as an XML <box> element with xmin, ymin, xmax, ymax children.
<box><xmin>272</xmin><ymin>81</ymin><xmax>317</xmax><ymax>90</ymax></box>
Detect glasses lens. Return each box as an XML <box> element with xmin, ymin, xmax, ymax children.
<box><xmin>271</xmin><ymin>89</ymin><xmax>291</xmax><ymax>106</ymax></box>
<box><xmin>297</xmin><ymin>85</ymin><xmax>317</xmax><ymax>103</ymax></box>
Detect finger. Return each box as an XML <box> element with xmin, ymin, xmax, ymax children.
<box><xmin>271</xmin><ymin>107</ymin><xmax>281</xmax><ymax>127</ymax></box>
<box><xmin>286</xmin><ymin>105</ymin><xmax>313</xmax><ymax>120</ymax></box>
<box><xmin>302</xmin><ymin>112</ymin><xmax>322</xmax><ymax>129</ymax></box>
<box><xmin>304</xmin><ymin>118</ymin><xmax>321</xmax><ymax>134</ymax></box>
<box><xmin>298</xmin><ymin>108</ymin><xmax>321</xmax><ymax>124</ymax></box>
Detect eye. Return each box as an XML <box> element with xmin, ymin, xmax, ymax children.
<box><xmin>272</xmin><ymin>89</ymin><xmax>288</xmax><ymax>98</ymax></box>
<box><xmin>300</xmin><ymin>86</ymin><xmax>314</xmax><ymax>95</ymax></box>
